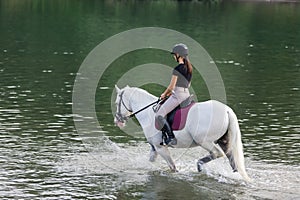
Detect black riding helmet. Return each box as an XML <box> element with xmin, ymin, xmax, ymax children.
<box><xmin>171</xmin><ymin>43</ymin><xmax>189</xmax><ymax>58</ymax></box>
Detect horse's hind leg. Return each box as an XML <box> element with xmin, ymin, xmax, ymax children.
<box><xmin>197</xmin><ymin>142</ymin><xmax>225</xmax><ymax>172</ymax></box>
<box><xmin>216</xmin><ymin>132</ymin><xmax>237</xmax><ymax>172</ymax></box>
<box><xmin>197</xmin><ymin>155</ymin><xmax>213</xmax><ymax>172</ymax></box>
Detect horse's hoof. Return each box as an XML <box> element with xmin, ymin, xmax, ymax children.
<box><xmin>170</xmin><ymin>168</ymin><xmax>178</xmax><ymax>173</ymax></box>
<box><xmin>197</xmin><ymin>161</ymin><xmax>204</xmax><ymax>172</ymax></box>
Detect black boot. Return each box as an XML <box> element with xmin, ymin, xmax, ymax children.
<box><xmin>156</xmin><ymin>116</ymin><xmax>177</xmax><ymax>146</ymax></box>
<box><xmin>163</xmin><ymin>123</ymin><xmax>177</xmax><ymax>146</ymax></box>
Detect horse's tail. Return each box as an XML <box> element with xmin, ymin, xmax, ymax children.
<box><xmin>227</xmin><ymin>108</ymin><xmax>251</xmax><ymax>182</ymax></box>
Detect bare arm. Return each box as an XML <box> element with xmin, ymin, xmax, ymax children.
<box><xmin>160</xmin><ymin>75</ymin><xmax>177</xmax><ymax>99</ymax></box>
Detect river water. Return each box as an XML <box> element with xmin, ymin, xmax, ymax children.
<box><xmin>0</xmin><ymin>0</ymin><xmax>299</xmax><ymax>199</ymax></box>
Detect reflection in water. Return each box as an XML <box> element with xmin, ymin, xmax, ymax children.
<box><xmin>58</xmin><ymin>143</ymin><xmax>299</xmax><ymax>199</ymax></box>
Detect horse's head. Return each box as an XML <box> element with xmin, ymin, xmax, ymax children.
<box><xmin>114</xmin><ymin>85</ymin><xmax>133</xmax><ymax>128</ymax></box>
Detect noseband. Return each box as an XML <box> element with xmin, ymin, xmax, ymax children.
<box><xmin>115</xmin><ymin>91</ymin><xmax>132</xmax><ymax>123</ymax></box>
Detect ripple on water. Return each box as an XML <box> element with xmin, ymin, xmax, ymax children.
<box><xmin>55</xmin><ymin>140</ymin><xmax>300</xmax><ymax>200</ymax></box>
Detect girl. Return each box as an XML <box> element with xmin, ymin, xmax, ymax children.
<box><xmin>155</xmin><ymin>43</ymin><xmax>193</xmax><ymax>145</ymax></box>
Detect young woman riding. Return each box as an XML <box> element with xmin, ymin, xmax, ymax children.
<box><xmin>155</xmin><ymin>43</ymin><xmax>193</xmax><ymax>145</ymax></box>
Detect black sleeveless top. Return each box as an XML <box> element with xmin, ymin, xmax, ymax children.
<box><xmin>172</xmin><ymin>64</ymin><xmax>192</xmax><ymax>88</ymax></box>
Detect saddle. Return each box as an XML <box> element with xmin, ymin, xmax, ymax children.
<box><xmin>167</xmin><ymin>96</ymin><xmax>195</xmax><ymax>131</ymax></box>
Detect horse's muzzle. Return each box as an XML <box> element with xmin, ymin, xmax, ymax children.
<box><xmin>114</xmin><ymin>113</ymin><xmax>128</xmax><ymax>128</ymax></box>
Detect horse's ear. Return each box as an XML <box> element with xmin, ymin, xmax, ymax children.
<box><xmin>115</xmin><ymin>85</ymin><xmax>120</xmax><ymax>93</ymax></box>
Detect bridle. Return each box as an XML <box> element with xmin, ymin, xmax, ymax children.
<box><xmin>115</xmin><ymin>90</ymin><xmax>160</xmax><ymax>123</ymax></box>
<box><xmin>115</xmin><ymin>91</ymin><xmax>133</xmax><ymax>123</ymax></box>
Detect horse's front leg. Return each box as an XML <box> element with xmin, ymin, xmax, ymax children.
<box><xmin>149</xmin><ymin>143</ymin><xmax>157</xmax><ymax>162</ymax></box>
<box><xmin>155</xmin><ymin>145</ymin><xmax>177</xmax><ymax>172</ymax></box>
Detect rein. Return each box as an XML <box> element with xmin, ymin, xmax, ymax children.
<box><xmin>128</xmin><ymin>98</ymin><xmax>160</xmax><ymax>118</ymax></box>
<box><xmin>115</xmin><ymin>91</ymin><xmax>160</xmax><ymax>122</ymax></box>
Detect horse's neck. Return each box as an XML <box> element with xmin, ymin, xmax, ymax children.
<box><xmin>128</xmin><ymin>88</ymin><xmax>157</xmax><ymax>109</ymax></box>
<box><xmin>128</xmin><ymin>88</ymin><xmax>157</xmax><ymax>129</ymax></box>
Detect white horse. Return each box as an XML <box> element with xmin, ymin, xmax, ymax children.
<box><xmin>114</xmin><ymin>85</ymin><xmax>250</xmax><ymax>181</ymax></box>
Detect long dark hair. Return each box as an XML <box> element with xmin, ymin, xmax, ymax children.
<box><xmin>184</xmin><ymin>58</ymin><xmax>193</xmax><ymax>74</ymax></box>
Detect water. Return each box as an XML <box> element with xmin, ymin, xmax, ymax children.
<box><xmin>0</xmin><ymin>0</ymin><xmax>299</xmax><ymax>199</ymax></box>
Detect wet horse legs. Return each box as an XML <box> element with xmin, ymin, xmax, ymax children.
<box><xmin>197</xmin><ymin>132</ymin><xmax>237</xmax><ymax>172</ymax></box>
<box><xmin>197</xmin><ymin>142</ymin><xmax>225</xmax><ymax>172</ymax></box>
<box><xmin>217</xmin><ymin>133</ymin><xmax>237</xmax><ymax>172</ymax></box>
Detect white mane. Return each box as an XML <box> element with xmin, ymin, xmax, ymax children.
<box><xmin>121</xmin><ymin>86</ymin><xmax>158</xmax><ymax>103</ymax></box>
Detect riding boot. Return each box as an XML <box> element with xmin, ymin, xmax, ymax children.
<box><xmin>163</xmin><ymin>122</ymin><xmax>177</xmax><ymax>146</ymax></box>
<box><xmin>156</xmin><ymin>115</ymin><xmax>177</xmax><ymax>146</ymax></box>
